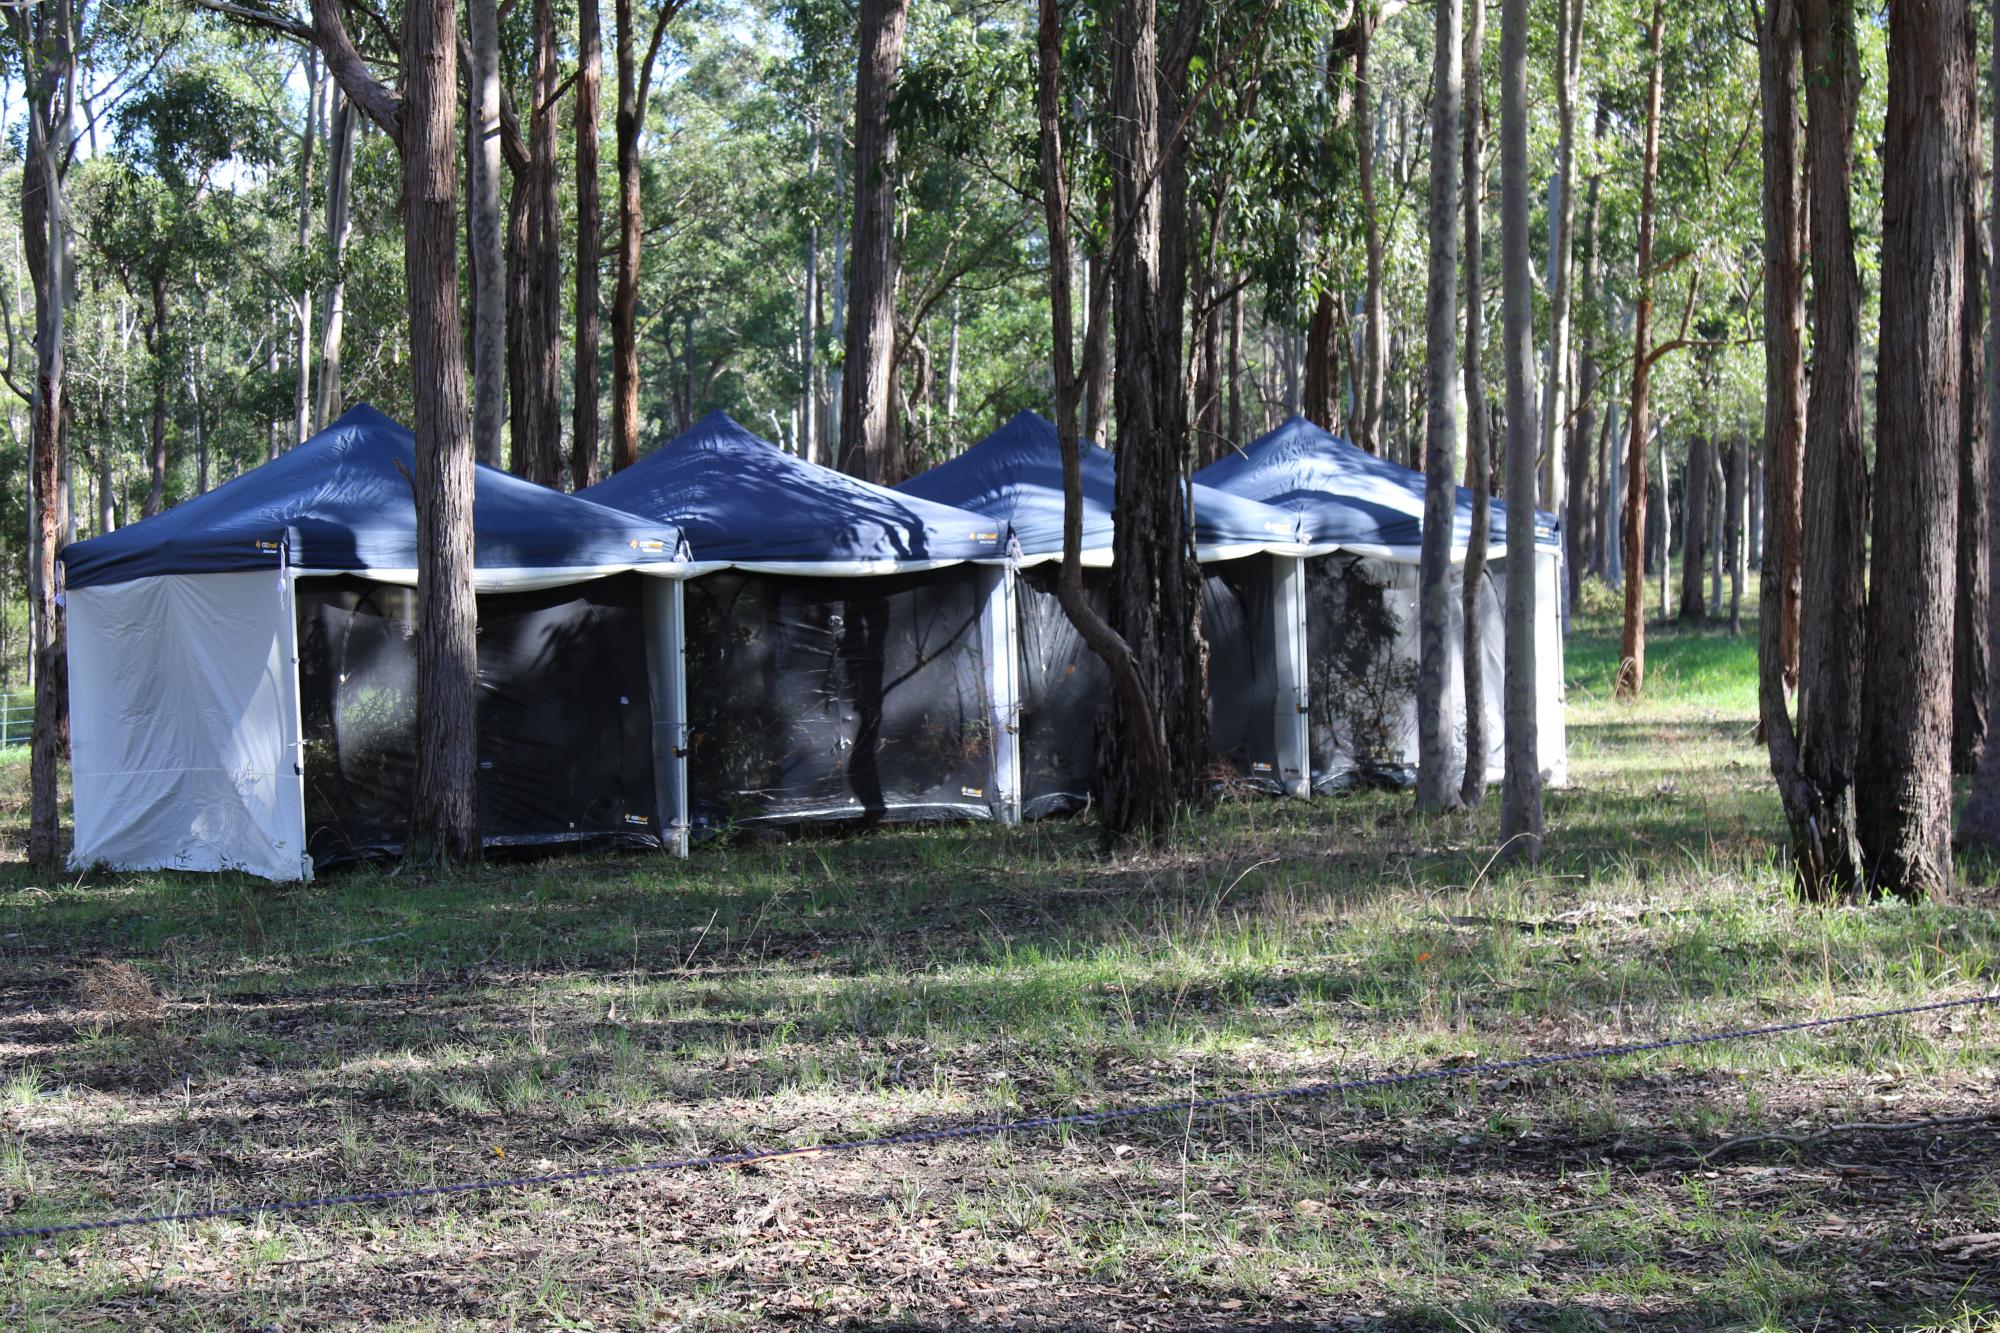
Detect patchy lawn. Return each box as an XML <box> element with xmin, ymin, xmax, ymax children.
<box><xmin>2</xmin><ymin>588</ymin><xmax>1997</xmax><ymax>1330</ymax></box>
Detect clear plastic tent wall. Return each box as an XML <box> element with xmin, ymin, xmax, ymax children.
<box><xmin>897</xmin><ymin>411</ymin><xmax>1311</xmax><ymax>814</ymax></box>
<box><xmin>581</xmin><ymin>412</ymin><xmax>1018</xmax><ymax>831</ymax></box>
<box><xmin>59</xmin><ymin>406</ymin><xmax>690</xmax><ymax>880</ymax></box>
<box><xmin>1196</xmin><ymin>416</ymin><xmax>1566</xmax><ymax>792</ymax></box>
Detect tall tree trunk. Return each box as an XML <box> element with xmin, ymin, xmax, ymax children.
<box><xmin>1707</xmin><ymin>438</ymin><xmax>1725</xmax><ymax>616</ymax></box>
<box><xmin>1416</xmin><ymin>0</ymin><xmax>1464</xmax><ymax>813</ymax></box>
<box><xmin>1356</xmin><ymin>16</ymin><xmax>1385</xmax><ymax>455</ymax></box>
<box><xmin>1616</xmin><ymin>0</ymin><xmax>1665</xmax><ymax>700</ymax></box>
<box><xmin>309</xmin><ymin>0</ymin><xmax>481</xmax><ymax>862</ymax></box>
<box><xmin>188</xmin><ymin>337</ymin><xmax>208</xmax><ymax>494</ymax></box>
<box><xmin>96</xmin><ymin>446</ymin><xmax>112</xmax><ymax>536</ymax></box>
<box><xmin>1498</xmin><ymin>0</ymin><xmax>1543</xmax><ymax>856</ymax></box>
<box><xmin>293</xmin><ymin>50</ymin><xmax>319</xmax><ymax>449</ymax></box>
<box><xmin>505</xmin><ymin>165</ymin><xmax>535</xmax><ymax>475</ymax></box>
<box><xmin>1726</xmin><ymin>436</ymin><xmax>1746</xmax><ymax>634</ymax></box>
<box><xmin>272</xmin><ymin>304</ymin><xmax>287</xmax><ymax>464</ymax></box>
<box><xmin>1567</xmin><ymin>107</ymin><xmax>1603</xmax><ymax>609</ymax></box>
<box><xmin>1142</xmin><ymin>0</ymin><xmax>1208</xmax><ymax>801</ymax></box>
<box><xmin>404</xmin><ymin>0</ymin><xmax>479</xmax><ymax>863</ymax></box>
<box><xmin>1768</xmin><ymin>0</ymin><xmax>1864</xmax><ymax>896</ymax></box>
<box><xmin>523</xmin><ymin>0</ymin><xmax>564</xmax><ymax>487</ymax></box>
<box><xmin>1460</xmin><ymin>0</ymin><xmax>1490</xmax><ymax>811</ymax></box>
<box><xmin>946</xmin><ymin>292</ymin><xmax>961</xmax><ymax>438</ymax></box>
<box><xmin>802</xmin><ymin>130</ymin><xmax>822</xmax><ymax>466</ymax></box>
<box><xmin>467</xmin><ymin>0</ymin><xmax>505</xmax><ymax>466</ymax></box>
<box><xmin>145</xmin><ymin>272</ymin><xmax>166</xmax><ymax>516</ymax></box>
<box><xmin>1857</xmin><ymin>0</ymin><xmax>1972</xmax><ymax>899</ymax></box>
<box><xmin>21</xmin><ymin>49</ymin><xmax>67</xmax><ymax>873</ymax></box>
<box><xmin>1540</xmin><ymin>0</ymin><xmax>1582</xmax><ymax>517</ymax></box>
<box><xmin>1034</xmin><ymin>0</ymin><xmax>1169</xmax><ymax>845</ymax></box>
<box><xmin>1227</xmin><ymin>279</ymin><xmax>1243</xmax><ymax>445</ymax></box>
<box><xmin>1957</xmin><ymin>0</ymin><xmax>2000</xmax><ymax>853</ymax></box>
<box><xmin>1081</xmin><ymin>187</ymin><xmax>1112</xmax><ymax>443</ymax></box>
<box><xmin>572</xmin><ymin>0</ymin><xmax>604</xmax><ymax>490</ymax></box>
<box><xmin>1098</xmin><ymin>0</ymin><xmax>1206</xmax><ymax>838</ymax></box>
<box><xmin>1603</xmin><ymin>382</ymin><xmax>1621</xmax><ymax>583</ymax></box>
<box><xmin>1656</xmin><ymin>428</ymin><xmax>1671</xmax><ymax>618</ymax></box>
<box><xmin>1678</xmin><ymin>434</ymin><xmax>1709</xmax><ymax>622</ymax></box>
<box><xmin>1750</xmin><ymin>450</ymin><xmax>1764</xmax><ymax>572</ymax></box>
<box><xmin>1953</xmin><ymin>97</ymin><xmax>1987</xmax><ymax>774</ymax></box>
<box><xmin>838</xmin><ymin>0</ymin><xmax>910</xmax><ymax>484</ymax></box>
<box><xmin>613</xmin><ymin>0</ymin><xmax>643</xmax><ymax>471</ymax></box>
<box><xmin>316</xmin><ymin>85</ymin><xmax>357</xmax><ymax>430</ymax></box>
<box><xmin>1302</xmin><ymin>289</ymin><xmax>1342</xmax><ymax>433</ymax></box>
<box><xmin>1764</xmin><ymin>75</ymin><xmax>1806</xmax><ymax>690</ymax></box>
<box><xmin>612</xmin><ymin>0</ymin><xmax>677</xmax><ymax>472</ymax></box>
<box><xmin>1195</xmin><ymin>264</ymin><xmax>1223</xmax><ymax>461</ymax></box>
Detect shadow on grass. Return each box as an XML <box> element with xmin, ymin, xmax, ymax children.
<box><xmin>15</xmin><ymin>1078</ymin><xmax>1999</xmax><ymax>1330</ymax></box>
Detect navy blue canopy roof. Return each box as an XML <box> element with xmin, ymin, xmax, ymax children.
<box><xmin>582</xmin><ymin>410</ymin><xmax>1006</xmax><ymax>567</ymax></box>
<box><xmin>895</xmin><ymin>410</ymin><xmax>1302</xmax><ymax>559</ymax></box>
<box><xmin>61</xmin><ymin>404</ymin><xmax>687</xmax><ymax>591</ymax></box>
<box><xmin>1194</xmin><ymin>416</ymin><xmax>1559</xmax><ymax>555</ymax></box>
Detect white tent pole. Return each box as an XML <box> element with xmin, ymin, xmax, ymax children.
<box><xmin>643</xmin><ymin>576</ymin><xmax>691</xmax><ymax>857</ymax></box>
<box><xmin>280</xmin><ymin>564</ymin><xmax>312</xmax><ymax>881</ymax></box>
<box><xmin>667</xmin><ymin>577</ymin><xmax>690</xmax><ymax>855</ymax></box>
<box><xmin>979</xmin><ymin>563</ymin><xmax>1022</xmax><ymax>825</ymax></box>
<box><xmin>1273</xmin><ymin>554</ymin><xmax>1310</xmax><ymax>799</ymax></box>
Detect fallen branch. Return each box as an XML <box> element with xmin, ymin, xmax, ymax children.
<box><xmin>1699</xmin><ymin>1112</ymin><xmax>2000</xmax><ymax>1163</ymax></box>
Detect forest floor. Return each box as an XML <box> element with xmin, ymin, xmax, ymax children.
<box><xmin>3</xmin><ymin>585</ymin><xmax>1999</xmax><ymax>1331</ymax></box>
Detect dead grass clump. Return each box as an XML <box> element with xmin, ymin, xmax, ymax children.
<box><xmin>75</xmin><ymin>959</ymin><xmax>167</xmax><ymax>1033</ymax></box>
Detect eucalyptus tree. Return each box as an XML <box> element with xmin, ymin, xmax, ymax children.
<box><xmin>467</xmin><ymin>0</ymin><xmax>504</xmax><ymax>467</ymax></box>
<box><xmin>839</xmin><ymin>0</ymin><xmax>911</xmax><ymax>483</ymax></box>
<box><xmin>7</xmin><ymin>0</ymin><xmax>88</xmax><ymax>869</ymax></box>
<box><xmin>612</xmin><ymin>0</ymin><xmax>691</xmax><ymax>472</ymax></box>
<box><xmin>1754</xmin><ymin>0</ymin><xmax>1807</xmax><ymax>858</ymax></box>
<box><xmin>573</xmin><ymin>0</ymin><xmax>605</xmax><ymax>489</ymax></box>
<box><xmin>1414</xmin><ymin>0</ymin><xmax>1462</xmax><ymax>812</ymax></box>
<box><xmin>1614</xmin><ymin>0</ymin><xmax>1663</xmax><ymax>701</ymax></box>
<box><xmin>1956</xmin><ymin>0</ymin><xmax>2000</xmax><ymax>856</ymax></box>
<box><xmin>1951</xmin><ymin>65</ymin><xmax>1986</xmax><ymax>775</ymax></box>
<box><xmin>1497</xmin><ymin>0</ymin><xmax>1542</xmax><ymax>858</ymax></box>
<box><xmin>1766</xmin><ymin>0</ymin><xmax>1870</xmax><ymax>895</ymax></box>
<box><xmin>314</xmin><ymin>81</ymin><xmax>358</xmax><ymax>430</ymax></box>
<box><xmin>1855</xmin><ymin>0</ymin><xmax>1974</xmax><ymax>900</ymax></box>
<box><xmin>304</xmin><ymin>0</ymin><xmax>481</xmax><ymax>864</ymax></box>
<box><xmin>1539</xmin><ymin>0</ymin><xmax>1582</xmax><ymax>532</ymax></box>
<box><xmin>1459</xmin><ymin>0</ymin><xmax>1490</xmax><ymax>811</ymax></box>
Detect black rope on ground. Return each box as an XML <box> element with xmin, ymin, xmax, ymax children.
<box><xmin>2</xmin><ymin>991</ymin><xmax>1993</xmax><ymax>1244</ymax></box>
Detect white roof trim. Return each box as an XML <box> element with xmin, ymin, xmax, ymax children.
<box><xmin>291</xmin><ymin>563</ymin><xmax>690</xmax><ymax>592</ymax></box>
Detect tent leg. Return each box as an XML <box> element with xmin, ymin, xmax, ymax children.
<box><xmin>979</xmin><ymin>563</ymin><xmax>1022</xmax><ymax>825</ymax></box>
<box><xmin>280</xmin><ymin>569</ymin><xmax>313</xmax><ymax>881</ymax></box>
<box><xmin>1272</xmin><ymin>554</ymin><xmax>1310</xmax><ymax>799</ymax></box>
<box><xmin>644</xmin><ymin>576</ymin><xmax>691</xmax><ymax>857</ymax></box>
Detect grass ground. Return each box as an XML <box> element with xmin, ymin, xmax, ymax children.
<box><xmin>2</xmin><ymin>585</ymin><xmax>1997</xmax><ymax>1330</ymax></box>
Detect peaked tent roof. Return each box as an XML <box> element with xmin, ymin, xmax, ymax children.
<box><xmin>1194</xmin><ymin>416</ymin><xmax>1560</xmax><ymax>558</ymax></box>
<box><xmin>582</xmin><ymin>409</ymin><xmax>1007</xmax><ymax>570</ymax></box>
<box><xmin>62</xmin><ymin>404</ymin><xmax>688</xmax><ymax>592</ymax></box>
<box><xmin>894</xmin><ymin>410</ymin><xmax>1303</xmax><ymax>564</ymax></box>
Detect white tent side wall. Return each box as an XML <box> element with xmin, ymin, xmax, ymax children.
<box><xmin>1535</xmin><ymin>549</ymin><xmax>1569</xmax><ymax>785</ymax></box>
<box><xmin>1469</xmin><ymin>563</ymin><xmax>1508</xmax><ymax>784</ymax></box>
<box><xmin>66</xmin><ymin>568</ymin><xmax>310</xmax><ymax>881</ymax></box>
